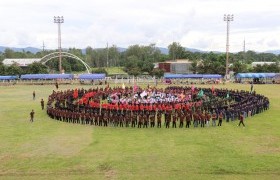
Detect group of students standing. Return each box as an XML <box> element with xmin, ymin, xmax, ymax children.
<box><xmin>45</xmin><ymin>85</ymin><xmax>269</xmax><ymax>128</ymax></box>
<box><xmin>47</xmin><ymin>106</ymin><xmax>226</xmax><ymax>128</ymax></box>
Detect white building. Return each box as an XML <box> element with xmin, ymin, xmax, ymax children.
<box><xmin>169</xmin><ymin>60</ymin><xmax>193</xmax><ymax>74</ymax></box>
<box><xmin>2</xmin><ymin>58</ymin><xmax>41</xmax><ymax>67</ymax></box>
<box><xmin>252</xmin><ymin>62</ymin><xmax>276</xmax><ymax>67</ymax></box>
<box><xmin>158</xmin><ymin>59</ymin><xmax>193</xmax><ymax>74</ymax></box>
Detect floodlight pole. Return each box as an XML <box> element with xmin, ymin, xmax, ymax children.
<box><xmin>224</xmin><ymin>14</ymin><xmax>234</xmax><ymax>79</ymax></box>
<box><xmin>54</xmin><ymin>16</ymin><xmax>64</xmax><ymax>73</ymax></box>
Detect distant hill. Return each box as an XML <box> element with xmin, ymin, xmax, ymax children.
<box><xmin>0</xmin><ymin>46</ymin><xmax>42</xmax><ymax>54</ymax></box>
<box><xmin>157</xmin><ymin>47</ymin><xmax>205</xmax><ymax>54</ymax></box>
<box><xmin>157</xmin><ymin>47</ymin><xmax>168</xmax><ymax>55</ymax></box>
<box><xmin>0</xmin><ymin>46</ymin><xmax>204</xmax><ymax>55</ymax></box>
<box><xmin>1</xmin><ymin>45</ymin><xmax>280</xmax><ymax>55</ymax></box>
<box><xmin>185</xmin><ymin>47</ymin><xmax>205</xmax><ymax>53</ymax></box>
<box><xmin>264</xmin><ymin>50</ymin><xmax>280</xmax><ymax>55</ymax></box>
<box><xmin>117</xmin><ymin>47</ymin><xmax>127</xmax><ymax>53</ymax></box>
<box><xmin>81</xmin><ymin>47</ymin><xmax>127</xmax><ymax>54</ymax></box>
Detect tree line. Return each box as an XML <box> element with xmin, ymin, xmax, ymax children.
<box><xmin>0</xmin><ymin>42</ymin><xmax>279</xmax><ymax>76</ymax></box>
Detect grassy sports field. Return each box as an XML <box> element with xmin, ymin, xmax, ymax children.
<box><xmin>0</xmin><ymin>83</ymin><xmax>279</xmax><ymax>179</ymax></box>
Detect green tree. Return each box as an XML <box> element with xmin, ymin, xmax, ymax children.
<box><xmin>195</xmin><ymin>52</ymin><xmax>226</xmax><ymax>75</ymax></box>
<box><xmin>151</xmin><ymin>68</ymin><xmax>164</xmax><ymax>78</ymax></box>
<box><xmin>190</xmin><ymin>60</ymin><xmax>198</xmax><ymax>74</ymax></box>
<box><xmin>3</xmin><ymin>48</ymin><xmax>14</xmax><ymax>58</ymax></box>
<box><xmin>127</xmin><ymin>67</ymin><xmax>141</xmax><ymax>76</ymax></box>
<box><xmin>251</xmin><ymin>63</ymin><xmax>280</xmax><ymax>73</ymax></box>
<box><xmin>45</xmin><ymin>60</ymin><xmax>59</xmax><ymax>73</ymax></box>
<box><xmin>231</xmin><ymin>61</ymin><xmax>247</xmax><ymax>74</ymax></box>
<box><xmin>26</xmin><ymin>62</ymin><xmax>48</xmax><ymax>74</ymax></box>
<box><xmin>141</xmin><ymin>61</ymin><xmax>154</xmax><ymax>73</ymax></box>
<box><xmin>6</xmin><ymin>64</ymin><xmax>23</xmax><ymax>75</ymax></box>
<box><xmin>92</xmin><ymin>68</ymin><xmax>108</xmax><ymax>76</ymax></box>
<box><xmin>62</xmin><ymin>62</ymin><xmax>72</xmax><ymax>73</ymax></box>
<box><xmin>0</xmin><ymin>62</ymin><xmax>6</xmax><ymax>75</ymax></box>
<box><xmin>85</xmin><ymin>46</ymin><xmax>94</xmax><ymax>67</ymax></box>
<box><xmin>124</xmin><ymin>55</ymin><xmax>140</xmax><ymax>72</ymax></box>
<box><xmin>168</xmin><ymin>42</ymin><xmax>185</xmax><ymax>60</ymax></box>
<box><xmin>268</xmin><ymin>62</ymin><xmax>280</xmax><ymax>72</ymax></box>
<box><xmin>108</xmin><ymin>45</ymin><xmax>121</xmax><ymax>67</ymax></box>
<box><xmin>125</xmin><ymin>45</ymin><xmax>143</xmax><ymax>60</ymax></box>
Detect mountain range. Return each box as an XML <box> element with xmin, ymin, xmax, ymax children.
<box><xmin>1</xmin><ymin>46</ymin><xmax>280</xmax><ymax>55</ymax></box>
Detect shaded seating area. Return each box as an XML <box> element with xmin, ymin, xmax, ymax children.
<box><xmin>164</xmin><ymin>74</ymin><xmax>222</xmax><ymax>79</ymax></box>
<box><xmin>235</xmin><ymin>73</ymin><xmax>276</xmax><ymax>84</ymax></box>
<box><xmin>78</xmin><ymin>73</ymin><xmax>106</xmax><ymax>85</ymax></box>
<box><xmin>20</xmin><ymin>74</ymin><xmax>74</xmax><ymax>80</ymax></box>
<box><xmin>0</xmin><ymin>75</ymin><xmax>18</xmax><ymax>81</ymax></box>
<box><xmin>164</xmin><ymin>74</ymin><xmax>222</xmax><ymax>84</ymax></box>
<box><xmin>78</xmin><ymin>73</ymin><xmax>106</xmax><ymax>80</ymax></box>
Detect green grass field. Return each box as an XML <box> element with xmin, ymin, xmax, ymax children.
<box><xmin>0</xmin><ymin>83</ymin><xmax>279</xmax><ymax>179</ymax></box>
<box><xmin>91</xmin><ymin>67</ymin><xmax>127</xmax><ymax>75</ymax></box>
<box><xmin>105</xmin><ymin>67</ymin><xmax>127</xmax><ymax>75</ymax></box>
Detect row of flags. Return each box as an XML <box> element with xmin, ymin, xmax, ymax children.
<box><xmin>194</xmin><ymin>85</ymin><xmax>229</xmax><ymax>99</ymax></box>
<box><xmin>122</xmin><ymin>83</ymin><xmax>139</xmax><ymax>92</ymax></box>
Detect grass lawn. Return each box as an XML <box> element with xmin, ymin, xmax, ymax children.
<box><xmin>105</xmin><ymin>67</ymin><xmax>127</xmax><ymax>75</ymax></box>
<box><xmin>0</xmin><ymin>83</ymin><xmax>279</xmax><ymax>179</ymax></box>
<box><xmin>91</xmin><ymin>67</ymin><xmax>127</xmax><ymax>75</ymax></box>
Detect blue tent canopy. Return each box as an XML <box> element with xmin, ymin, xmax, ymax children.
<box><xmin>21</xmin><ymin>74</ymin><xmax>74</xmax><ymax>80</ymax></box>
<box><xmin>236</xmin><ymin>73</ymin><xmax>276</xmax><ymax>78</ymax></box>
<box><xmin>202</xmin><ymin>74</ymin><xmax>222</xmax><ymax>79</ymax></box>
<box><xmin>185</xmin><ymin>74</ymin><xmax>203</xmax><ymax>78</ymax></box>
<box><xmin>0</xmin><ymin>75</ymin><xmax>18</xmax><ymax>80</ymax></box>
<box><xmin>164</xmin><ymin>74</ymin><xmax>222</xmax><ymax>79</ymax></box>
<box><xmin>164</xmin><ymin>74</ymin><xmax>185</xmax><ymax>79</ymax></box>
<box><xmin>79</xmin><ymin>73</ymin><xmax>106</xmax><ymax>80</ymax></box>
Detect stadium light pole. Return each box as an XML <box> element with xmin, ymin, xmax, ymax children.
<box><xmin>224</xmin><ymin>14</ymin><xmax>234</xmax><ymax>79</ymax></box>
<box><xmin>54</xmin><ymin>16</ymin><xmax>64</xmax><ymax>73</ymax></box>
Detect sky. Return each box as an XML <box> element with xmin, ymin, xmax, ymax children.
<box><xmin>0</xmin><ymin>0</ymin><xmax>280</xmax><ymax>52</ymax></box>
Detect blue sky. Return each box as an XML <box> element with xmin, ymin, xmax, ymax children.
<box><xmin>0</xmin><ymin>0</ymin><xmax>280</xmax><ymax>52</ymax></box>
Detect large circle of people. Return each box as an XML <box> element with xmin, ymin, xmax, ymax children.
<box><xmin>46</xmin><ymin>85</ymin><xmax>269</xmax><ymax>128</ymax></box>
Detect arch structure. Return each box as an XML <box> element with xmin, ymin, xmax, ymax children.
<box><xmin>41</xmin><ymin>52</ymin><xmax>91</xmax><ymax>74</ymax></box>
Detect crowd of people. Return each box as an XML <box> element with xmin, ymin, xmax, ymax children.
<box><xmin>45</xmin><ymin>85</ymin><xmax>269</xmax><ymax>128</ymax></box>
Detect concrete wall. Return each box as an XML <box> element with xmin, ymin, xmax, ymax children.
<box><xmin>170</xmin><ymin>63</ymin><xmax>192</xmax><ymax>74</ymax></box>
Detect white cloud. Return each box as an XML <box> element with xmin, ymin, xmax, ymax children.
<box><xmin>0</xmin><ymin>0</ymin><xmax>280</xmax><ymax>52</ymax></box>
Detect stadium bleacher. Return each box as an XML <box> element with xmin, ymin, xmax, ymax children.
<box><xmin>20</xmin><ymin>74</ymin><xmax>74</xmax><ymax>80</ymax></box>
<box><xmin>164</xmin><ymin>74</ymin><xmax>222</xmax><ymax>79</ymax></box>
<box><xmin>78</xmin><ymin>74</ymin><xmax>106</xmax><ymax>80</ymax></box>
<box><xmin>0</xmin><ymin>75</ymin><xmax>18</xmax><ymax>80</ymax></box>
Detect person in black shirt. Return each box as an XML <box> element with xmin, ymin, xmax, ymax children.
<box><xmin>32</xmin><ymin>91</ymin><xmax>36</xmax><ymax>100</ymax></box>
<box><xmin>30</xmin><ymin>109</ymin><xmax>35</xmax><ymax>122</ymax></box>
<box><xmin>41</xmin><ymin>99</ymin><xmax>45</xmax><ymax>110</ymax></box>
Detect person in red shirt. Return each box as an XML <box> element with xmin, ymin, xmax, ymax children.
<box><xmin>238</xmin><ymin>112</ymin><xmax>245</xmax><ymax>127</ymax></box>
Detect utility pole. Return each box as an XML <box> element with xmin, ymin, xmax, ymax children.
<box><xmin>224</xmin><ymin>14</ymin><xmax>234</xmax><ymax>79</ymax></box>
<box><xmin>54</xmin><ymin>16</ymin><xmax>64</xmax><ymax>73</ymax></box>
<box><xmin>243</xmin><ymin>38</ymin><xmax>246</xmax><ymax>62</ymax></box>
<box><xmin>243</xmin><ymin>38</ymin><xmax>246</xmax><ymax>53</ymax></box>
<box><xmin>42</xmin><ymin>41</ymin><xmax>45</xmax><ymax>52</ymax></box>
<box><xmin>106</xmin><ymin>42</ymin><xmax>109</xmax><ymax>68</ymax></box>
